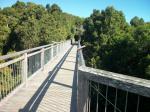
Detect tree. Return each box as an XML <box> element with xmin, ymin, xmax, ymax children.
<box><xmin>0</xmin><ymin>14</ymin><xmax>11</xmax><ymax>53</ymax></box>
<box><xmin>0</xmin><ymin>2</ymin><xmax>81</xmax><ymax>54</ymax></box>
<box><xmin>130</xmin><ymin>16</ymin><xmax>144</xmax><ymax>27</ymax></box>
<box><xmin>82</xmin><ymin>6</ymin><xmax>150</xmax><ymax>79</ymax></box>
<box><xmin>47</xmin><ymin>4</ymin><xmax>62</xmax><ymax>13</ymax></box>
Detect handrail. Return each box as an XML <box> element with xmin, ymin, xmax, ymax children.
<box><xmin>0</xmin><ymin>40</ymin><xmax>71</xmax><ymax>102</ymax></box>
<box><xmin>79</xmin><ymin>66</ymin><xmax>150</xmax><ymax>97</ymax></box>
<box><xmin>77</xmin><ymin>41</ymin><xmax>150</xmax><ymax>112</ymax></box>
<box><xmin>0</xmin><ymin>44</ymin><xmax>54</xmax><ymax>60</ymax></box>
<box><xmin>77</xmin><ymin>41</ymin><xmax>85</xmax><ymax>67</ymax></box>
<box><xmin>77</xmin><ymin>42</ymin><xmax>150</xmax><ymax>96</ymax></box>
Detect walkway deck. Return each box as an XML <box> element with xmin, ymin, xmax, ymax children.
<box><xmin>0</xmin><ymin>45</ymin><xmax>77</xmax><ymax>112</ymax></box>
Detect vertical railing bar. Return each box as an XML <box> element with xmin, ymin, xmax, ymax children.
<box><xmin>105</xmin><ymin>85</ymin><xmax>108</xmax><ymax>112</ymax></box>
<box><xmin>114</xmin><ymin>88</ymin><xmax>118</xmax><ymax>112</ymax></box>
<box><xmin>51</xmin><ymin>45</ymin><xmax>53</xmax><ymax>60</ymax></box>
<box><xmin>4</xmin><ymin>67</ymin><xmax>6</xmax><ymax>97</ymax></box>
<box><xmin>29</xmin><ymin>56</ymin><xmax>30</xmax><ymax>76</ymax></box>
<box><xmin>14</xmin><ymin>63</ymin><xmax>16</xmax><ymax>89</ymax></box>
<box><xmin>86</xmin><ymin>80</ymin><xmax>89</xmax><ymax>112</ymax></box>
<box><xmin>13</xmin><ymin>63</ymin><xmax>15</xmax><ymax>89</ymax></box>
<box><xmin>8</xmin><ymin>64</ymin><xmax>11</xmax><ymax>93</ymax></box>
<box><xmin>55</xmin><ymin>45</ymin><xmax>56</xmax><ymax>56</ymax></box>
<box><xmin>16</xmin><ymin>62</ymin><xmax>18</xmax><ymax>86</ymax></box>
<box><xmin>7</xmin><ymin>65</ymin><xmax>9</xmax><ymax>94</ymax></box>
<box><xmin>57</xmin><ymin>44</ymin><xmax>58</xmax><ymax>55</ymax></box>
<box><xmin>33</xmin><ymin>55</ymin><xmax>35</xmax><ymax>74</ymax></box>
<box><xmin>49</xmin><ymin>48</ymin><xmax>51</xmax><ymax>60</ymax></box>
<box><xmin>56</xmin><ymin>44</ymin><xmax>58</xmax><ymax>56</ymax></box>
<box><xmin>41</xmin><ymin>48</ymin><xmax>44</xmax><ymax>70</ymax></box>
<box><xmin>0</xmin><ymin>70</ymin><xmax>1</xmax><ymax>100</ymax></box>
<box><xmin>33</xmin><ymin>54</ymin><xmax>35</xmax><ymax>73</ymax></box>
<box><xmin>84</xmin><ymin>80</ymin><xmax>88</xmax><ymax>112</ymax></box>
<box><xmin>124</xmin><ymin>91</ymin><xmax>128</xmax><ymax>112</ymax></box>
<box><xmin>6</xmin><ymin>65</ymin><xmax>9</xmax><ymax>95</ymax></box>
<box><xmin>18</xmin><ymin>61</ymin><xmax>20</xmax><ymax>84</ymax></box>
<box><xmin>3</xmin><ymin>67</ymin><xmax>5</xmax><ymax>97</ymax></box>
<box><xmin>87</xmin><ymin>80</ymin><xmax>89</xmax><ymax>112</ymax></box>
<box><xmin>89</xmin><ymin>80</ymin><xmax>91</xmax><ymax>112</ymax></box>
<box><xmin>31</xmin><ymin>56</ymin><xmax>35</xmax><ymax>76</ymax></box>
<box><xmin>30</xmin><ymin>55</ymin><xmax>32</xmax><ymax>76</ymax></box>
<box><xmin>20</xmin><ymin>60</ymin><xmax>22</xmax><ymax>84</ymax></box>
<box><xmin>19</xmin><ymin>60</ymin><xmax>21</xmax><ymax>83</ymax></box>
<box><xmin>2</xmin><ymin>68</ymin><xmax>4</xmax><ymax>98</ymax></box>
<box><xmin>34</xmin><ymin>54</ymin><xmax>36</xmax><ymax>73</ymax></box>
<box><xmin>10</xmin><ymin>64</ymin><xmax>13</xmax><ymax>92</ymax></box>
<box><xmin>17</xmin><ymin>61</ymin><xmax>19</xmax><ymax>85</ymax></box>
<box><xmin>53</xmin><ymin>46</ymin><xmax>54</xmax><ymax>57</ymax></box>
<box><xmin>96</xmin><ymin>83</ymin><xmax>99</xmax><ymax>112</ymax></box>
<box><xmin>23</xmin><ymin>53</ymin><xmax>28</xmax><ymax>87</ymax></box>
<box><xmin>136</xmin><ymin>95</ymin><xmax>140</xmax><ymax>112</ymax></box>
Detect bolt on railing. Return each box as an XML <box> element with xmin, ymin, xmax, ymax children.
<box><xmin>0</xmin><ymin>40</ymin><xmax>71</xmax><ymax>102</ymax></box>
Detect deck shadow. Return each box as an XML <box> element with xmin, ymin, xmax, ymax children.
<box><xmin>60</xmin><ymin>67</ymin><xmax>74</xmax><ymax>72</ymax></box>
<box><xmin>52</xmin><ymin>81</ymin><xmax>72</xmax><ymax>89</ymax></box>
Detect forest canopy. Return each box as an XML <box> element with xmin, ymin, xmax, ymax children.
<box><xmin>0</xmin><ymin>1</ymin><xmax>82</xmax><ymax>55</ymax></box>
<box><xmin>0</xmin><ymin>1</ymin><xmax>149</xmax><ymax>80</ymax></box>
<box><xmin>81</xmin><ymin>6</ymin><xmax>150</xmax><ymax>79</ymax></box>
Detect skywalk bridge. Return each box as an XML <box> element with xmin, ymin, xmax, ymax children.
<box><xmin>0</xmin><ymin>40</ymin><xmax>150</xmax><ymax>112</ymax></box>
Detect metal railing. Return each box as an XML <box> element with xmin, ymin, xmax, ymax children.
<box><xmin>0</xmin><ymin>40</ymin><xmax>71</xmax><ymax>101</ymax></box>
<box><xmin>78</xmin><ymin>42</ymin><xmax>85</xmax><ymax>66</ymax></box>
<box><xmin>77</xmin><ymin>42</ymin><xmax>150</xmax><ymax>112</ymax></box>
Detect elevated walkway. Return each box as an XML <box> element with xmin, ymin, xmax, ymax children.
<box><xmin>0</xmin><ymin>41</ymin><xmax>150</xmax><ymax>112</ymax></box>
<box><xmin>0</xmin><ymin>45</ymin><xmax>77</xmax><ymax>112</ymax></box>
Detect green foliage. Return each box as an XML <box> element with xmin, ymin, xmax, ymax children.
<box><xmin>0</xmin><ymin>2</ymin><xmax>81</xmax><ymax>54</ymax></box>
<box><xmin>82</xmin><ymin>6</ymin><xmax>150</xmax><ymax>79</ymax></box>
<box><xmin>0</xmin><ymin>14</ymin><xmax>11</xmax><ymax>53</ymax></box>
<box><xmin>47</xmin><ymin>4</ymin><xmax>62</xmax><ymax>13</ymax></box>
<box><xmin>130</xmin><ymin>16</ymin><xmax>144</xmax><ymax>27</ymax></box>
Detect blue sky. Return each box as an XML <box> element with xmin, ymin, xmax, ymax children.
<box><xmin>0</xmin><ymin>0</ymin><xmax>150</xmax><ymax>22</ymax></box>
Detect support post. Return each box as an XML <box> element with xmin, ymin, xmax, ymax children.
<box><xmin>41</xmin><ymin>48</ymin><xmax>44</xmax><ymax>71</ymax></box>
<box><xmin>57</xmin><ymin>44</ymin><xmax>59</xmax><ymax>55</ymax></box>
<box><xmin>51</xmin><ymin>45</ymin><xmax>53</xmax><ymax>60</ymax></box>
<box><xmin>78</xmin><ymin>70</ymin><xmax>89</xmax><ymax>112</ymax></box>
<box><xmin>22</xmin><ymin>53</ymin><xmax>28</xmax><ymax>87</ymax></box>
<box><xmin>105</xmin><ymin>86</ymin><xmax>108</xmax><ymax>112</ymax></box>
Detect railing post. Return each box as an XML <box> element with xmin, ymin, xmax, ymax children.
<box><xmin>51</xmin><ymin>44</ymin><xmax>53</xmax><ymax>59</ymax></box>
<box><xmin>62</xmin><ymin>42</ymin><xmax>64</xmax><ymax>53</ymax></box>
<box><xmin>57</xmin><ymin>43</ymin><xmax>59</xmax><ymax>55</ymax></box>
<box><xmin>22</xmin><ymin>53</ymin><xmax>28</xmax><ymax>87</ymax></box>
<box><xmin>62</xmin><ymin>42</ymin><xmax>64</xmax><ymax>52</ymax></box>
<box><xmin>41</xmin><ymin>48</ymin><xmax>44</xmax><ymax>70</ymax></box>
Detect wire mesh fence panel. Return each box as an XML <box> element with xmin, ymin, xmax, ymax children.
<box><xmin>53</xmin><ymin>45</ymin><xmax>57</xmax><ymax>57</ymax></box>
<box><xmin>44</xmin><ymin>48</ymin><xmax>51</xmax><ymax>65</ymax></box>
<box><xmin>0</xmin><ymin>60</ymin><xmax>22</xmax><ymax>101</ymax></box>
<box><xmin>28</xmin><ymin>53</ymin><xmax>41</xmax><ymax>77</ymax></box>
<box><xmin>58</xmin><ymin>44</ymin><xmax>61</xmax><ymax>53</ymax></box>
<box><xmin>88</xmin><ymin>80</ymin><xmax>150</xmax><ymax>112</ymax></box>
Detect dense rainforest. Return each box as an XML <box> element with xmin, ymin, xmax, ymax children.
<box><xmin>81</xmin><ymin>7</ymin><xmax>150</xmax><ymax>79</ymax></box>
<box><xmin>0</xmin><ymin>1</ymin><xmax>82</xmax><ymax>55</ymax></box>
